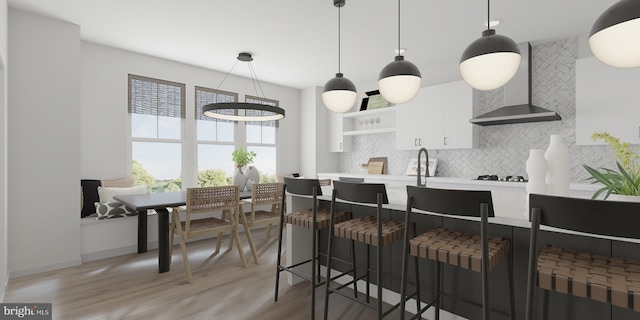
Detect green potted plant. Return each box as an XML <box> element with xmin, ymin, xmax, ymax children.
<box><xmin>583</xmin><ymin>132</ymin><xmax>640</xmax><ymax>200</ymax></box>
<box><xmin>232</xmin><ymin>147</ymin><xmax>256</xmax><ymax>170</ymax></box>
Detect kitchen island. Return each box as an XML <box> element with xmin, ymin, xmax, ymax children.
<box><xmin>284</xmin><ymin>174</ymin><xmax>639</xmax><ymax>320</ymax></box>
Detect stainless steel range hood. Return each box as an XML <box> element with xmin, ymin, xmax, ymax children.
<box><xmin>469</xmin><ymin>43</ymin><xmax>561</xmax><ymax>126</ymax></box>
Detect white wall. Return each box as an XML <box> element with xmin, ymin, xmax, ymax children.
<box><xmin>299</xmin><ymin>87</ymin><xmax>337</xmax><ymax>178</ymax></box>
<box><xmin>0</xmin><ymin>0</ymin><xmax>8</xmax><ymax>301</ymax></box>
<box><xmin>80</xmin><ymin>42</ymin><xmax>301</xmax><ymax>180</ymax></box>
<box><xmin>8</xmin><ymin>9</ymin><xmax>82</xmax><ymax>277</ymax></box>
<box><xmin>300</xmin><ymin>87</ymin><xmax>318</xmax><ymax>178</ymax></box>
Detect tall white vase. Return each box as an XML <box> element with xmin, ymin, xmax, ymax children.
<box><xmin>232</xmin><ymin>166</ymin><xmax>247</xmax><ymax>191</ymax></box>
<box><xmin>544</xmin><ymin>135</ymin><xmax>570</xmax><ymax>196</ymax></box>
<box><xmin>525</xmin><ymin>149</ymin><xmax>548</xmax><ymax>216</ymax></box>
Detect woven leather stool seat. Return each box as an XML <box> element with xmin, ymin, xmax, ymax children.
<box><xmin>285</xmin><ymin>208</ymin><xmax>351</xmax><ymax>230</ymax></box>
<box><xmin>409</xmin><ymin>227</ymin><xmax>510</xmax><ymax>273</ymax></box>
<box><xmin>537</xmin><ymin>246</ymin><xmax>640</xmax><ymax>312</ymax></box>
<box><xmin>334</xmin><ymin>215</ymin><xmax>404</xmax><ymax>247</ymax></box>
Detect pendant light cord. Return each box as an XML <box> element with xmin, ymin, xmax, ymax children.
<box><xmin>215</xmin><ymin>60</ymin><xmax>239</xmax><ymax>91</ymax></box>
<box><xmin>338</xmin><ymin>5</ymin><xmax>341</xmax><ymax>73</ymax></box>
<box><xmin>397</xmin><ymin>0</ymin><xmax>401</xmax><ymax>55</ymax></box>
<box><xmin>487</xmin><ymin>0</ymin><xmax>490</xmax><ymax>31</ymax></box>
<box><xmin>248</xmin><ymin>62</ymin><xmax>266</xmax><ymax>99</ymax></box>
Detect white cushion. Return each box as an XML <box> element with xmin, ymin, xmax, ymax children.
<box><xmin>98</xmin><ymin>185</ymin><xmax>148</xmax><ymax>203</ymax></box>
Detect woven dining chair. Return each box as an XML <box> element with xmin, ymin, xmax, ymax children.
<box><xmin>170</xmin><ymin>185</ymin><xmax>246</xmax><ymax>283</ymax></box>
<box><xmin>238</xmin><ymin>182</ymin><xmax>285</xmax><ymax>264</ymax></box>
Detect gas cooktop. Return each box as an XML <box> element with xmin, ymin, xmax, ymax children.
<box><xmin>475</xmin><ymin>175</ymin><xmax>527</xmax><ymax>182</ymax></box>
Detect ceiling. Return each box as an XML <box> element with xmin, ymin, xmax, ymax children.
<box><xmin>8</xmin><ymin>0</ymin><xmax>617</xmax><ymax>90</ymax></box>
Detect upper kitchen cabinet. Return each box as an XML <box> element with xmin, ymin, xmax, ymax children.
<box><xmin>576</xmin><ymin>57</ymin><xmax>640</xmax><ymax>145</ymax></box>
<box><xmin>395</xmin><ymin>86</ymin><xmax>441</xmax><ymax>150</ymax></box>
<box><xmin>396</xmin><ymin>80</ymin><xmax>477</xmax><ymax>150</ymax></box>
<box><xmin>328</xmin><ymin>110</ymin><xmax>352</xmax><ymax>152</ymax></box>
<box><xmin>440</xmin><ymin>81</ymin><xmax>478</xmax><ymax>149</ymax></box>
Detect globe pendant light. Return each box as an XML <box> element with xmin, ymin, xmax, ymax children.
<box><xmin>589</xmin><ymin>0</ymin><xmax>640</xmax><ymax>68</ymax></box>
<box><xmin>377</xmin><ymin>0</ymin><xmax>421</xmax><ymax>104</ymax></box>
<box><xmin>459</xmin><ymin>0</ymin><xmax>521</xmax><ymax>91</ymax></box>
<box><xmin>322</xmin><ymin>0</ymin><xmax>357</xmax><ymax>113</ymax></box>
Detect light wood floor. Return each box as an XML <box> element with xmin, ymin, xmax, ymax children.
<box><xmin>4</xmin><ymin>228</ymin><xmax>414</xmax><ymax>320</ymax></box>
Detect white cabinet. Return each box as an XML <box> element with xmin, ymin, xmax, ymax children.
<box><xmin>395</xmin><ymin>80</ymin><xmax>477</xmax><ymax>150</ymax></box>
<box><xmin>576</xmin><ymin>57</ymin><xmax>640</xmax><ymax>145</ymax></box>
<box><xmin>395</xmin><ymin>86</ymin><xmax>441</xmax><ymax>150</ymax></box>
<box><xmin>328</xmin><ymin>110</ymin><xmax>352</xmax><ymax>152</ymax></box>
<box><xmin>440</xmin><ymin>81</ymin><xmax>477</xmax><ymax>149</ymax></box>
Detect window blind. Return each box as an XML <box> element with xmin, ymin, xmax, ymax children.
<box><xmin>128</xmin><ymin>74</ymin><xmax>185</xmax><ymax>118</ymax></box>
<box><xmin>245</xmin><ymin>95</ymin><xmax>279</xmax><ymax>127</ymax></box>
<box><xmin>195</xmin><ymin>86</ymin><xmax>238</xmax><ymax>122</ymax></box>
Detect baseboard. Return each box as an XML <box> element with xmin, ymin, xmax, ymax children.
<box><xmin>0</xmin><ymin>277</ymin><xmax>6</xmax><ymax>302</ymax></box>
<box><xmin>320</xmin><ymin>266</ymin><xmax>468</xmax><ymax>320</ymax></box>
<box><xmin>81</xmin><ymin>241</ymin><xmax>155</xmax><ymax>263</ymax></box>
<box><xmin>9</xmin><ymin>258</ymin><xmax>82</xmax><ymax>279</ymax></box>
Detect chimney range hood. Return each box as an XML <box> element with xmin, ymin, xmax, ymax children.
<box><xmin>469</xmin><ymin>43</ymin><xmax>561</xmax><ymax>126</ymax></box>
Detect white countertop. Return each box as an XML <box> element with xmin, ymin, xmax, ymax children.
<box><xmin>317</xmin><ymin>172</ymin><xmax>601</xmax><ymax>229</ymax></box>
<box><xmin>312</xmin><ymin>179</ymin><xmax>638</xmax><ymax>244</ymax></box>
<box><xmin>318</xmin><ymin>172</ymin><xmax>599</xmax><ymax>191</ymax></box>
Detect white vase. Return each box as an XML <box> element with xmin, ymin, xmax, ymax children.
<box><xmin>525</xmin><ymin>149</ymin><xmax>548</xmax><ymax>216</ymax></box>
<box><xmin>232</xmin><ymin>167</ymin><xmax>247</xmax><ymax>191</ymax></box>
<box><xmin>544</xmin><ymin>135</ymin><xmax>570</xmax><ymax>196</ymax></box>
<box><xmin>244</xmin><ymin>166</ymin><xmax>260</xmax><ymax>185</ymax></box>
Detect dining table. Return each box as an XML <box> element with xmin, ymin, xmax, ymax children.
<box><xmin>114</xmin><ymin>190</ymin><xmax>252</xmax><ymax>273</ymax></box>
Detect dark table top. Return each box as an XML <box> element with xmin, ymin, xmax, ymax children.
<box><xmin>114</xmin><ymin>190</ymin><xmax>252</xmax><ymax>211</ymax></box>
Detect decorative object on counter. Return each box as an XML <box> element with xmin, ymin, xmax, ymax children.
<box><xmin>202</xmin><ymin>52</ymin><xmax>285</xmax><ymax>121</ymax></box>
<box><xmin>589</xmin><ymin>0</ymin><xmax>640</xmax><ymax>68</ymax></box>
<box><xmin>232</xmin><ymin>147</ymin><xmax>257</xmax><ymax>191</ymax></box>
<box><xmin>322</xmin><ymin>0</ymin><xmax>357</xmax><ymax>113</ymax></box>
<box><xmin>406</xmin><ymin>158</ymin><xmax>437</xmax><ymax>177</ymax></box>
<box><xmin>377</xmin><ymin>0</ymin><xmax>421</xmax><ymax>104</ymax></box>
<box><xmin>525</xmin><ymin>149</ymin><xmax>548</xmax><ymax>216</ymax></box>
<box><xmin>544</xmin><ymin>135</ymin><xmax>569</xmax><ymax>196</ymax></box>
<box><xmin>459</xmin><ymin>0</ymin><xmax>521</xmax><ymax>91</ymax></box>
<box><xmin>367</xmin><ymin>162</ymin><xmax>384</xmax><ymax>174</ymax></box>
<box><xmin>583</xmin><ymin>132</ymin><xmax>640</xmax><ymax>199</ymax></box>
<box><xmin>362</xmin><ymin>157</ymin><xmax>388</xmax><ymax>174</ymax></box>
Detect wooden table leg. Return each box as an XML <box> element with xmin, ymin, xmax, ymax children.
<box><xmin>156</xmin><ymin>208</ymin><xmax>170</xmax><ymax>273</ymax></box>
<box><xmin>137</xmin><ymin>209</ymin><xmax>148</xmax><ymax>253</ymax></box>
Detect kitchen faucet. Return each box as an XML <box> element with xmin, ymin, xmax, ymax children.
<box><xmin>417</xmin><ymin>147</ymin><xmax>429</xmax><ymax>186</ymax></box>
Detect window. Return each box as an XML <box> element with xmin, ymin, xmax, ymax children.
<box><xmin>129</xmin><ymin>74</ymin><xmax>185</xmax><ymax>192</ymax></box>
<box><xmin>245</xmin><ymin>95</ymin><xmax>278</xmax><ymax>183</ymax></box>
<box><xmin>195</xmin><ymin>87</ymin><xmax>238</xmax><ymax>187</ymax></box>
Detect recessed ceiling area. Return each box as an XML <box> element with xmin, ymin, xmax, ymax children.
<box><xmin>7</xmin><ymin>0</ymin><xmax>617</xmax><ymax>90</ymax></box>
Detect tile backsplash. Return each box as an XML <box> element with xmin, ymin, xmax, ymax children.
<box><xmin>338</xmin><ymin>37</ymin><xmax>626</xmax><ymax>182</ymax></box>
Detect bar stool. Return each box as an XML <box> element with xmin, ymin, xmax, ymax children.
<box><xmin>323</xmin><ymin>181</ymin><xmax>416</xmax><ymax>320</ymax></box>
<box><xmin>400</xmin><ymin>186</ymin><xmax>515</xmax><ymax>320</ymax></box>
<box><xmin>274</xmin><ymin>178</ymin><xmax>350</xmax><ymax>320</ymax></box>
<box><xmin>526</xmin><ymin>194</ymin><xmax>640</xmax><ymax>320</ymax></box>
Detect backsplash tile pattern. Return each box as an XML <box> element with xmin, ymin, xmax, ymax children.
<box><xmin>338</xmin><ymin>37</ymin><xmax>625</xmax><ymax>183</ymax></box>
